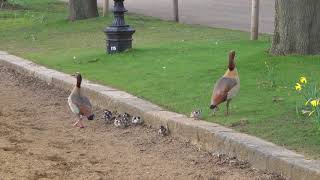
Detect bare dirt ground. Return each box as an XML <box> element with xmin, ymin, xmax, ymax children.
<box><xmin>0</xmin><ymin>66</ymin><xmax>285</xmax><ymax>180</ymax></box>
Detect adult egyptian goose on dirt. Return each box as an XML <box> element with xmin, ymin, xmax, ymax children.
<box><xmin>210</xmin><ymin>50</ymin><xmax>240</xmax><ymax>116</ymax></box>
<box><xmin>68</xmin><ymin>72</ymin><xmax>94</xmax><ymax>128</ymax></box>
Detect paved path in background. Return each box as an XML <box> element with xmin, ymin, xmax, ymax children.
<box><xmin>98</xmin><ymin>0</ymin><xmax>275</xmax><ymax>34</ymax></box>
<box><xmin>61</xmin><ymin>0</ymin><xmax>274</xmax><ymax>33</ymax></box>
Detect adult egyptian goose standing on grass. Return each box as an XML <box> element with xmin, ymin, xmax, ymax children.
<box><xmin>68</xmin><ymin>72</ymin><xmax>94</xmax><ymax>128</ymax></box>
<box><xmin>210</xmin><ymin>50</ymin><xmax>240</xmax><ymax>116</ymax></box>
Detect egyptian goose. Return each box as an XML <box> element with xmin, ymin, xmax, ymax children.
<box><xmin>103</xmin><ymin>109</ymin><xmax>114</xmax><ymax>124</ymax></box>
<box><xmin>114</xmin><ymin>113</ymin><xmax>130</xmax><ymax>128</ymax></box>
<box><xmin>114</xmin><ymin>115</ymin><xmax>123</xmax><ymax>128</ymax></box>
<box><xmin>131</xmin><ymin>116</ymin><xmax>143</xmax><ymax>125</ymax></box>
<box><xmin>158</xmin><ymin>125</ymin><xmax>168</xmax><ymax>136</ymax></box>
<box><xmin>190</xmin><ymin>109</ymin><xmax>202</xmax><ymax>120</ymax></box>
<box><xmin>210</xmin><ymin>50</ymin><xmax>240</xmax><ymax>116</ymax></box>
<box><xmin>68</xmin><ymin>73</ymin><xmax>94</xmax><ymax>128</ymax></box>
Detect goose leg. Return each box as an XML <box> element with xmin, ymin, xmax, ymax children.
<box><xmin>225</xmin><ymin>99</ymin><xmax>231</xmax><ymax>116</ymax></box>
<box><xmin>73</xmin><ymin>115</ymin><xmax>85</xmax><ymax>128</ymax></box>
<box><xmin>78</xmin><ymin>115</ymin><xmax>84</xmax><ymax>128</ymax></box>
<box><xmin>211</xmin><ymin>106</ymin><xmax>218</xmax><ymax>117</ymax></box>
<box><xmin>211</xmin><ymin>109</ymin><xmax>216</xmax><ymax>117</ymax></box>
<box><xmin>73</xmin><ymin>119</ymin><xmax>79</xmax><ymax>127</ymax></box>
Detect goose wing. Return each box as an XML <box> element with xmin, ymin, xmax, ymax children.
<box><xmin>70</xmin><ymin>95</ymin><xmax>92</xmax><ymax>116</ymax></box>
<box><xmin>211</xmin><ymin>77</ymin><xmax>237</xmax><ymax>105</ymax></box>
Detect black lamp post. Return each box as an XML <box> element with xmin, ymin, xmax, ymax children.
<box><xmin>104</xmin><ymin>0</ymin><xmax>135</xmax><ymax>54</ymax></box>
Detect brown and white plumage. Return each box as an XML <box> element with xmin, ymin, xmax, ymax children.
<box><xmin>210</xmin><ymin>50</ymin><xmax>240</xmax><ymax>116</ymax></box>
<box><xmin>68</xmin><ymin>73</ymin><xmax>94</xmax><ymax>128</ymax></box>
<box><xmin>190</xmin><ymin>109</ymin><xmax>202</xmax><ymax>120</ymax></box>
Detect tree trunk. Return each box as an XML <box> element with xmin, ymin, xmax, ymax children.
<box><xmin>173</xmin><ymin>0</ymin><xmax>179</xmax><ymax>22</ymax></box>
<box><xmin>271</xmin><ymin>0</ymin><xmax>320</xmax><ymax>55</ymax></box>
<box><xmin>69</xmin><ymin>0</ymin><xmax>99</xmax><ymax>21</ymax></box>
<box><xmin>250</xmin><ymin>0</ymin><xmax>259</xmax><ymax>40</ymax></box>
<box><xmin>103</xmin><ymin>0</ymin><xmax>109</xmax><ymax>17</ymax></box>
<box><xmin>0</xmin><ymin>0</ymin><xmax>7</xmax><ymax>8</ymax></box>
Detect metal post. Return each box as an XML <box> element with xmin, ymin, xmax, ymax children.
<box><xmin>250</xmin><ymin>0</ymin><xmax>259</xmax><ymax>40</ymax></box>
<box><xmin>173</xmin><ymin>0</ymin><xmax>179</xmax><ymax>22</ymax></box>
<box><xmin>104</xmin><ymin>0</ymin><xmax>135</xmax><ymax>54</ymax></box>
<box><xmin>103</xmin><ymin>0</ymin><xmax>109</xmax><ymax>17</ymax></box>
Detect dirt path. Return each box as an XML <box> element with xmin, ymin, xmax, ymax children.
<box><xmin>0</xmin><ymin>66</ymin><xmax>284</xmax><ymax>180</ymax></box>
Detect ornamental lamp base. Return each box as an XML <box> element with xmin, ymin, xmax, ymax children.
<box><xmin>104</xmin><ymin>26</ymin><xmax>135</xmax><ymax>54</ymax></box>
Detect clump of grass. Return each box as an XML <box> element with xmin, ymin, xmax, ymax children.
<box><xmin>1</xmin><ymin>0</ymin><xmax>27</xmax><ymax>10</ymax></box>
<box><xmin>23</xmin><ymin>11</ymin><xmax>48</xmax><ymax>24</ymax></box>
<box><xmin>260</xmin><ymin>60</ymin><xmax>278</xmax><ymax>88</ymax></box>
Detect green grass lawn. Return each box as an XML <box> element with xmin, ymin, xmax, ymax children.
<box><xmin>1</xmin><ymin>0</ymin><xmax>320</xmax><ymax>158</ymax></box>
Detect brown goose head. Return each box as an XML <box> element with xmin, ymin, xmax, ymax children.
<box><xmin>75</xmin><ymin>72</ymin><xmax>82</xmax><ymax>88</ymax></box>
<box><xmin>228</xmin><ymin>50</ymin><xmax>236</xmax><ymax>71</ymax></box>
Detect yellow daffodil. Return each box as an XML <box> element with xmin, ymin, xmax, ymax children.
<box><xmin>295</xmin><ymin>83</ymin><xmax>302</xmax><ymax>91</ymax></box>
<box><xmin>300</xmin><ymin>77</ymin><xmax>307</xmax><ymax>84</ymax></box>
<box><xmin>310</xmin><ymin>100</ymin><xmax>318</xmax><ymax>107</ymax></box>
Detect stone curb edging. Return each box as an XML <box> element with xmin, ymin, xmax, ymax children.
<box><xmin>1</xmin><ymin>51</ymin><xmax>319</xmax><ymax>180</ymax></box>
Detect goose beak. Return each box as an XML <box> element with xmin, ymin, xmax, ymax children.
<box><xmin>87</xmin><ymin>114</ymin><xmax>95</xmax><ymax>120</ymax></box>
<box><xmin>210</xmin><ymin>105</ymin><xmax>217</xmax><ymax>109</ymax></box>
